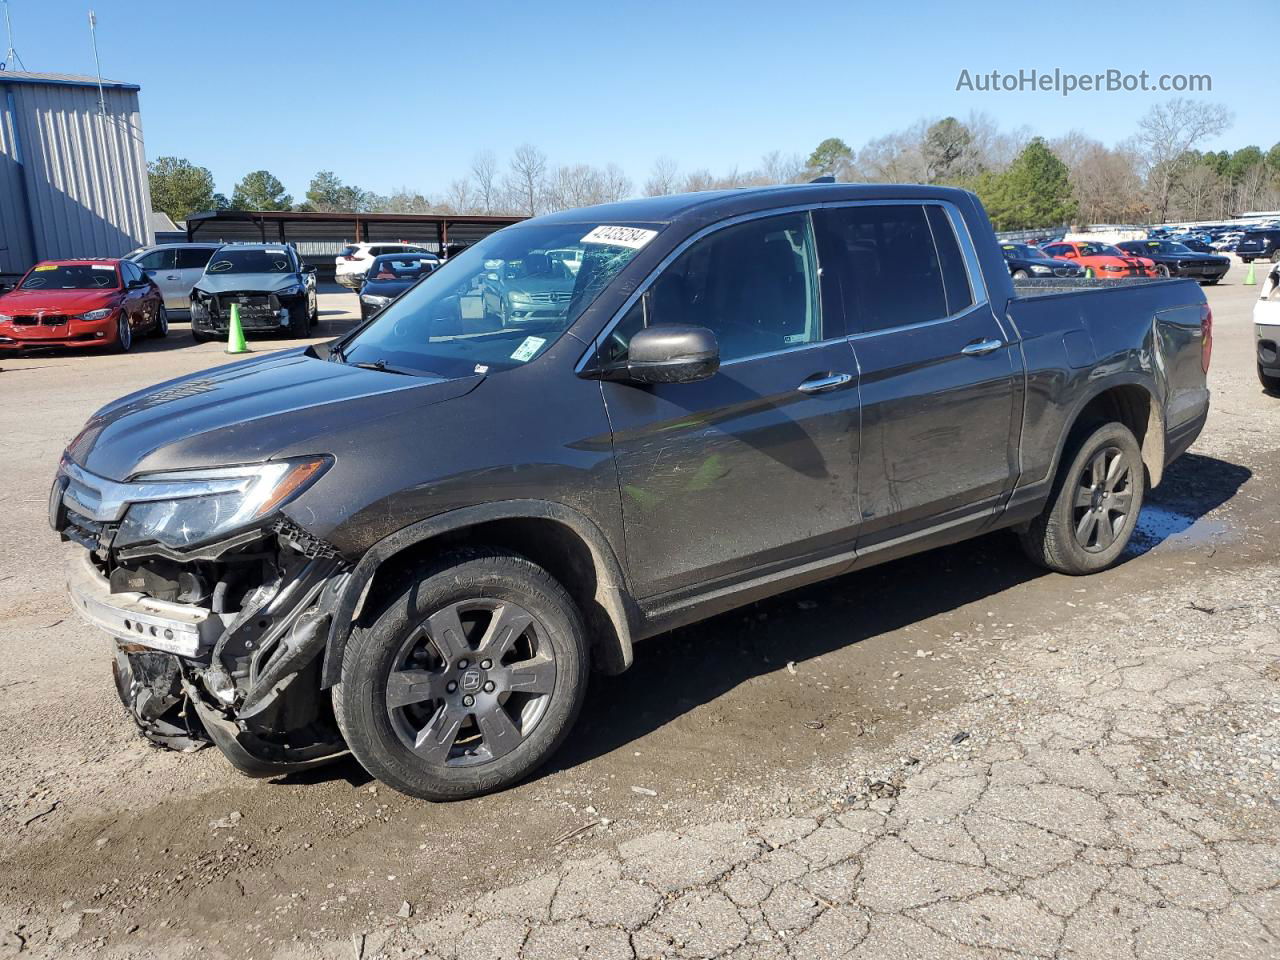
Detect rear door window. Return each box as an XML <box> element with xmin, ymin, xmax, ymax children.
<box><xmin>817</xmin><ymin>204</ymin><xmax>951</xmax><ymax>332</ymax></box>
<box><xmin>135</xmin><ymin>248</ymin><xmax>175</xmax><ymax>270</ymax></box>
<box><xmin>176</xmin><ymin>247</ymin><xmax>216</xmax><ymax>270</ymax></box>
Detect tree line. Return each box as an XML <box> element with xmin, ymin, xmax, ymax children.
<box><xmin>148</xmin><ymin>98</ymin><xmax>1280</xmax><ymax>232</ymax></box>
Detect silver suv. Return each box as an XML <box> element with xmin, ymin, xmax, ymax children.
<box><xmin>126</xmin><ymin>244</ymin><xmax>220</xmax><ymax>315</ymax></box>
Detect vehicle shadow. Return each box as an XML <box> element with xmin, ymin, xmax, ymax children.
<box><xmin>543</xmin><ymin>451</ymin><xmax>1251</xmax><ymax>777</ymax></box>
<box><xmin>1124</xmin><ymin>452</ymin><xmax>1250</xmax><ymax>556</ymax></box>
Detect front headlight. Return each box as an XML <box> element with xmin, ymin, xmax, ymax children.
<box><xmin>114</xmin><ymin>457</ymin><xmax>330</xmax><ymax>549</ymax></box>
<box><xmin>508</xmin><ymin>291</ymin><xmax>532</xmax><ymax>305</ymax></box>
<box><xmin>275</xmin><ymin>283</ymin><xmax>305</xmax><ymax>298</ymax></box>
<box><xmin>360</xmin><ymin>294</ymin><xmax>391</xmax><ymax>306</ymax></box>
<box><xmin>0</xmin><ymin>314</ymin><xmax>11</xmax><ymax>324</ymax></box>
<box><xmin>1029</xmin><ymin>265</ymin><xmax>1052</xmax><ymax>275</ymax></box>
<box><xmin>77</xmin><ymin>308</ymin><xmax>113</xmax><ymax>322</ymax></box>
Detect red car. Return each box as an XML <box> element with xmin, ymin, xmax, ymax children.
<box><xmin>0</xmin><ymin>258</ymin><xmax>166</xmax><ymax>353</ymax></box>
<box><xmin>1040</xmin><ymin>241</ymin><xmax>1157</xmax><ymax>278</ymax></box>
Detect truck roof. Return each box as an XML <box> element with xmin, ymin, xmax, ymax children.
<box><xmin>529</xmin><ymin>183</ymin><xmax>981</xmax><ymax>227</ymax></box>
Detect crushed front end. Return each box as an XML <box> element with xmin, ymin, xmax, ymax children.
<box><xmin>190</xmin><ymin>288</ymin><xmax>302</xmax><ymax>337</ymax></box>
<box><xmin>52</xmin><ymin>455</ymin><xmax>351</xmax><ymax>776</ymax></box>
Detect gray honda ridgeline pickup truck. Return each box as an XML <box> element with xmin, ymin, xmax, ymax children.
<box><xmin>52</xmin><ymin>185</ymin><xmax>1211</xmax><ymax>800</ymax></box>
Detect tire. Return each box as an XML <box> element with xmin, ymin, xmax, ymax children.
<box><xmin>286</xmin><ymin>303</ymin><xmax>311</xmax><ymax>338</ymax></box>
<box><xmin>334</xmin><ymin>548</ymin><xmax>589</xmax><ymax>801</ymax></box>
<box><xmin>1259</xmin><ymin>363</ymin><xmax>1280</xmax><ymax>395</ymax></box>
<box><xmin>192</xmin><ymin>327</ymin><xmax>213</xmax><ymax>344</ymax></box>
<box><xmin>149</xmin><ymin>305</ymin><xmax>169</xmax><ymax>338</ymax></box>
<box><xmin>1271</xmin><ymin>251</ymin><xmax>1280</xmax><ymax>264</ymax></box>
<box><xmin>1156</xmin><ymin>264</ymin><xmax>1171</xmax><ymax>278</ymax></box>
<box><xmin>1011</xmin><ymin>269</ymin><xmax>1030</xmax><ymax>280</ymax></box>
<box><xmin>115</xmin><ymin>313</ymin><xmax>133</xmax><ymax>353</ymax></box>
<box><xmin>1018</xmin><ymin>421</ymin><xmax>1145</xmax><ymax>575</ymax></box>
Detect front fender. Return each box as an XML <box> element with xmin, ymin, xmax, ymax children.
<box><xmin>319</xmin><ymin>499</ymin><xmax>635</xmax><ymax>687</ymax></box>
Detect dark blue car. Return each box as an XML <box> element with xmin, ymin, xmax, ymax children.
<box><xmin>358</xmin><ymin>253</ymin><xmax>441</xmax><ymax>320</ymax></box>
<box><xmin>1116</xmin><ymin>240</ymin><xmax>1230</xmax><ymax>284</ymax></box>
<box><xmin>999</xmin><ymin>243</ymin><xmax>1083</xmax><ymax>279</ymax></box>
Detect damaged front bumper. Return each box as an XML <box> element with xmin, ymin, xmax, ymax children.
<box><xmin>61</xmin><ymin>508</ymin><xmax>353</xmax><ymax>777</ymax></box>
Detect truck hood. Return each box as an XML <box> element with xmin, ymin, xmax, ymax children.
<box><xmin>0</xmin><ymin>288</ymin><xmax>119</xmax><ymax>314</ymax></box>
<box><xmin>193</xmin><ymin>273</ymin><xmax>303</xmax><ymax>295</ymax></box>
<box><xmin>67</xmin><ymin>348</ymin><xmax>482</xmax><ymax>480</ymax></box>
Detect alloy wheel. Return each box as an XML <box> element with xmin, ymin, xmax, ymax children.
<box><xmin>1072</xmin><ymin>445</ymin><xmax>1134</xmax><ymax>552</ymax></box>
<box><xmin>385</xmin><ymin>599</ymin><xmax>557</xmax><ymax>766</ymax></box>
<box><xmin>117</xmin><ymin>314</ymin><xmax>132</xmax><ymax>351</ymax></box>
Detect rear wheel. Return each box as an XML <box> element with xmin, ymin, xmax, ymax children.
<box><xmin>1019</xmin><ymin>421</ymin><xmax>1145</xmax><ymax>575</ymax></box>
<box><xmin>334</xmin><ymin>549</ymin><xmax>589</xmax><ymax>800</ymax></box>
<box><xmin>149</xmin><ymin>305</ymin><xmax>169</xmax><ymax>338</ymax></box>
<box><xmin>1259</xmin><ymin>363</ymin><xmax>1280</xmax><ymax>395</ymax></box>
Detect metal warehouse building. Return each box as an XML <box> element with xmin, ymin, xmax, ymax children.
<box><xmin>0</xmin><ymin>71</ymin><xmax>152</xmax><ymax>278</ymax></box>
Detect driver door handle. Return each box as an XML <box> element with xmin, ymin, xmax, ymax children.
<box><xmin>797</xmin><ymin>372</ymin><xmax>854</xmax><ymax>394</ymax></box>
<box><xmin>961</xmin><ymin>338</ymin><xmax>1003</xmax><ymax>357</ymax></box>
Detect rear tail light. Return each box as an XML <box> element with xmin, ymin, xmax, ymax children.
<box><xmin>1201</xmin><ymin>303</ymin><xmax>1212</xmax><ymax>373</ymax></box>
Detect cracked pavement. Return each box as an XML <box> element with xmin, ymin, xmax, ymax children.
<box><xmin>277</xmin><ymin>558</ymin><xmax>1278</xmax><ymax>960</ymax></box>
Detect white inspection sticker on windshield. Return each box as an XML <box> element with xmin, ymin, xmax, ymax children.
<box><xmin>580</xmin><ymin>225</ymin><xmax>658</xmax><ymax>249</ymax></box>
<box><xmin>511</xmin><ymin>336</ymin><xmax>546</xmax><ymax>363</ymax></box>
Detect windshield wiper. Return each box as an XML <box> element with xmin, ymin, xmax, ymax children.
<box><xmin>351</xmin><ymin>359</ymin><xmax>416</xmax><ymax>376</ymax></box>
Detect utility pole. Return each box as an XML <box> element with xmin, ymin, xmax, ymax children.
<box><xmin>88</xmin><ymin>9</ymin><xmax>105</xmax><ymax>116</ymax></box>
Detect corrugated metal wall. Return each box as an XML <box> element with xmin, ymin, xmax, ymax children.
<box><xmin>0</xmin><ymin>80</ymin><xmax>152</xmax><ymax>275</ymax></box>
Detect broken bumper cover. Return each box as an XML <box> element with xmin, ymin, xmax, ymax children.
<box><xmin>67</xmin><ymin>551</ymin><xmax>221</xmax><ymax>657</ymax></box>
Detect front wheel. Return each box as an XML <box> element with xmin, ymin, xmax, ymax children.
<box><xmin>334</xmin><ymin>549</ymin><xmax>589</xmax><ymax>800</ymax></box>
<box><xmin>115</xmin><ymin>313</ymin><xmax>133</xmax><ymax>352</ymax></box>
<box><xmin>1019</xmin><ymin>421</ymin><xmax>1145</xmax><ymax>574</ymax></box>
<box><xmin>1260</xmin><ymin>363</ymin><xmax>1280</xmax><ymax>395</ymax></box>
<box><xmin>1011</xmin><ymin>269</ymin><xmax>1030</xmax><ymax>280</ymax></box>
<box><xmin>1156</xmin><ymin>264</ymin><xmax>1171</xmax><ymax>278</ymax></box>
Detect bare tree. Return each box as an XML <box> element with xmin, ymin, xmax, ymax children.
<box><xmin>681</xmin><ymin>169</ymin><xmax>716</xmax><ymax>193</ymax></box>
<box><xmin>442</xmin><ymin>177</ymin><xmax>476</xmax><ymax>215</ymax></box>
<box><xmin>758</xmin><ymin>151</ymin><xmax>807</xmax><ymax>184</ymax></box>
<box><xmin>471</xmin><ymin>151</ymin><xmax>499</xmax><ymax>215</ymax></box>
<box><xmin>505</xmin><ymin>144</ymin><xmax>549</xmax><ymax>217</ymax></box>
<box><xmin>600</xmin><ymin>163</ymin><xmax>633</xmax><ymax>202</ymax></box>
<box><xmin>645</xmin><ymin>156</ymin><xmax>680</xmax><ymax>196</ymax></box>
<box><xmin>1135</xmin><ymin>98</ymin><xmax>1232</xmax><ymax>222</ymax></box>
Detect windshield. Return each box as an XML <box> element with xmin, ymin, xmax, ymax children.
<box><xmin>19</xmin><ymin>263</ymin><xmax>119</xmax><ymax>290</ymax></box>
<box><xmin>367</xmin><ymin>256</ymin><xmax>437</xmax><ymax>281</ymax></box>
<box><xmin>1001</xmin><ymin>244</ymin><xmax>1035</xmax><ymax>259</ymax></box>
<box><xmin>336</xmin><ymin>222</ymin><xmax>658</xmax><ymax>377</ymax></box>
<box><xmin>1077</xmin><ymin>243</ymin><xmax>1123</xmax><ymax>257</ymax></box>
<box><xmin>206</xmin><ymin>249</ymin><xmax>294</xmax><ymax>274</ymax></box>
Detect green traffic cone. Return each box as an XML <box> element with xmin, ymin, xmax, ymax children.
<box><xmin>226</xmin><ymin>302</ymin><xmax>250</xmax><ymax>354</ymax></box>
<box><xmin>1244</xmin><ymin>262</ymin><xmax>1256</xmax><ymax>286</ymax></box>
<box><xmin>1084</xmin><ymin>266</ymin><xmax>1094</xmax><ymax>278</ymax></box>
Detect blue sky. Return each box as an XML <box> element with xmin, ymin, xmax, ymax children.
<box><xmin>6</xmin><ymin>0</ymin><xmax>1268</xmax><ymax>198</ymax></box>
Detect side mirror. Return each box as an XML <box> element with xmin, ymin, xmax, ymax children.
<box><xmin>128</xmin><ymin>279</ymin><xmax>149</xmax><ymax>289</ymax></box>
<box><xmin>613</xmin><ymin>324</ymin><xmax>719</xmax><ymax>385</ymax></box>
